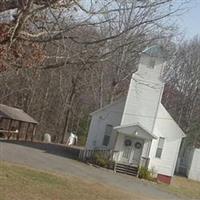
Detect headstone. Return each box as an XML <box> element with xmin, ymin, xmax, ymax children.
<box><xmin>43</xmin><ymin>133</ymin><xmax>51</xmax><ymax>143</ymax></box>
<box><xmin>66</xmin><ymin>132</ymin><xmax>78</xmax><ymax>146</ymax></box>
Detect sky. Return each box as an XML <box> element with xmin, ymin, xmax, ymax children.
<box><xmin>178</xmin><ymin>0</ymin><xmax>200</xmax><ymax>38</ymax></box>
<box><xmin>81</xmin><ymin>0</ymin><xmax>200</xmax><ymax>39</ymax></box>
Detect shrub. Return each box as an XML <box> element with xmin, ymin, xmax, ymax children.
<box><xmin>92</xmin><ymin>152</ymin><xmax>112</xmax><ymax>168</ymax></box>
<box><xmin>138</xmin><ymin>167</ymin><xmax>151</xmax><ymax>179</ymax></box>
<box><xmin>138</xmin><ymin>167</ymin><xmax>156</xmax><ymax>182</ymax></box>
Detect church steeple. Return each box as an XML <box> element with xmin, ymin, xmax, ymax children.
<box><xmin>120</xmin><ymin>45</ymin><xmax>165</xmax><ymax>132</ymax></box>
<box><xmin>136</xmin><ymin>45</ymin><xmax>166</xmax><ymax>82</ymax></box>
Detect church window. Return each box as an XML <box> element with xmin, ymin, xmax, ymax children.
<box><xmin>148</xmin><ymin>58</ymin><xmax>156</xmax><ymax>69</ymax></box>
<box><xmin>102</xmin><ymin>124</ymin><xmax>113</xmax><ymax>146</ymax></box>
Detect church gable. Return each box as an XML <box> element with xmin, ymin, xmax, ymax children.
<box><xmin>155</xmin><ymin>104</ymin><xmax>185</xmax><ymax>138</ymax></box>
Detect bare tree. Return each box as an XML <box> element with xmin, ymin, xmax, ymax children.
<box><xmin>163</xmin><ymin>36</ymin><xmax>200</xmax><ymax>147</ymax></box>
<box><xmin>0</xmin><ymin>0</ymin><xmax>192</xmax><ymax>144</ymax></box>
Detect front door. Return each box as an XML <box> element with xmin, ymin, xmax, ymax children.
<box><xmin>121</xmin><ymin>136</ymin><xmax>133</xmax><ymax>163</ymax></box>
<box><xmin>121</xmin><ymin>136</ymin><xmax>144</xmax><ymax>166</ymax></box>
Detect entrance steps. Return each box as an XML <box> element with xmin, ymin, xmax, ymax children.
<box><xmin>115</xmin><ymin>163</ymin><xmax>138</xmax><ymax>176</ymax></box>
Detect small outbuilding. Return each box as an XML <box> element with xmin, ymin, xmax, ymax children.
<box><xmin>0</xmin><ymin>104</ymin><xmax>38</xmax><ymax>141</ymax></box>
<box><xmin>176</xmin><ymin>145</ymin><xmax>200</xmax><ymax>182</ymax></box>
<box><xmin>187</xmin><ymin>148</ymin><xmax>200</xmax><ymax>181</ymax></box>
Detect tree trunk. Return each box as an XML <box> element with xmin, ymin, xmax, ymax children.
<box><xmin>61</xmin><ymin>78</ymin><xmax>76</xmax><ymax>144</ymax></box>
<box><xmin>99</xmin><ymin>69</ymin><xmax>104</xmax><ymax>108</ymax></box>
<box><xmin>61</xmin><ymin>108</ymin><xmax>72</xmax><ymax>144</ymax></box>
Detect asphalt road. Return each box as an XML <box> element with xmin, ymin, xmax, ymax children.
<box><xmin>0</xmin><ymin>140</ymin><xmax>184</xmax><ymax>200</ymax></box>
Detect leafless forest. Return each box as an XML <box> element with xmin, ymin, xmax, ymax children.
<box><xmin>0</xmin><ymin>0</ymin><xmax>199</xmax><ymax>146</ymax></box>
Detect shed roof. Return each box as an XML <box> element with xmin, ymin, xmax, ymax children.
<box><xmin>0</xmin><ymin>104</ymin><xmax>38</xmax><ymax>124</ymax></box>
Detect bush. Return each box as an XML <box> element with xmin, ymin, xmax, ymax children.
<box><xmin>92</xmin><ymin>152</ymin><xmax>113</xmax><ymax>168</ymax></box>
<box><xmin>138</xmin><ymin>167</ymin><xmax>155</xmax><ymax>181</ymax></box>
<box><xmin>138</xmin><ymin>167</ymin><xmax>150</xmax><ymax>179</ymax></box>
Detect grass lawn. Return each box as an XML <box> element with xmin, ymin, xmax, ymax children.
<box><xmin>0</xmin><ymin>162</ymin><xmax>140</xmax><ymax>200</ymax></box>
<box><xmin>159</xmin><ymin>176</ymin><xmax>200</xmax><ymax>199</ymax></box>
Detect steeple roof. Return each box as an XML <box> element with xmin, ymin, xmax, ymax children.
<box><xmin>142</xmin><ymin>45</ymin><xmax>165</xmax><ymax>59</ymax></box>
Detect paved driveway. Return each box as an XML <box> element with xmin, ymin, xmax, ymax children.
<box><xmin>0</xmin><ymin>140</ymin><xmax>183</xmax><ymax>200</ymax></box>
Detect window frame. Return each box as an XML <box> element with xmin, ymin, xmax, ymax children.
<box><xmin>102</xmin><ymin>135</ymin><xmax>110</xmax><ymax>146</ymax></box>
<box><xmin>155</xmin><ymin>137</ymin><xmax>165</xmax><ymax>159</ymax></box>
<box><xmin>102</xmin><ymin>124</ymin><xmax>113</xmax><ymax>147</ymax></box>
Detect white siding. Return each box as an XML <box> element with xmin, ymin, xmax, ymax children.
<box><xmin>148</xmin><ymin>104</ymin><xmax>185</xmax><ymax>176</ymax></box>
<box><xmin>86</xmin><ymin>99</ymin><xmax>125</xmax><ymax>149</ymax></box>
<box><xmin>188</xmin><ymin>149</ymin><xmax>200</xmax><ymax>181</ymax></box>
<box><xmin>121</xmin><ymin>73</ymin><xmax>164</xmax><ymax>133</ymax></box>
<box><xmin>149</xmin><ymin>137</ymin><xmax>182</xmax><ymax>176</ymax></box>
<box><xmin>137</xmin><ymin>53</ymin><xmax>165</xmax><ymax>82</ymax></box>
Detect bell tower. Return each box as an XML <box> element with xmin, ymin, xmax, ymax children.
<box><xmin>121</xmin><ymin>46</ymin><xmax>166</xmax><ymax>133</ymax></box>
<box><xmin>136</xmin><ymin>45</ymin><xmax>166</xmax><ymax>82</ymax></box>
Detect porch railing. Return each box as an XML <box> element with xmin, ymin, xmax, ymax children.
<box><xmin>79</xmin><ymin>149</ymin><xmax>114</xmax><ymax>161</ymax></box>
<box><xmin>79</xmin><ymin>149</ymin><xmax>150</xmax><ymax>171</ymax></box>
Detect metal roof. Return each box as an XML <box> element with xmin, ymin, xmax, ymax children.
<box><xmin>142</xmin><ymin>45</ymin><xmax>166</xmax><ymax>59</ymax></box>
<box><xmin>0</xmin><ymin>104</ymin><xmax>38</xmax><ymax>124</ymax></box>
<box><xmin>90</xmin><ymin>97</ymin><xmax>126</xmax><ymax>116</ymax></box>
<box><xmin>114</xmin><ymin>122</ymin><xmax>157</xmax><ymax>139</ymax></box>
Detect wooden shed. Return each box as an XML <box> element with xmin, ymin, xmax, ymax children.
<box><xmin>0</xmin><ymin>104</ymin><xmax>38</xmax><ymax>141</ymax></box>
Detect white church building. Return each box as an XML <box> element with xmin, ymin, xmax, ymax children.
<box><xmin>85</xmin><ymin>46</ymin><xmax>185</xmax><ymax>184</ymax></box>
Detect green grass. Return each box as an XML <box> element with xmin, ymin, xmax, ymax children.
<box><xmin>0</xmin><ymin>162</ymin><xmax>138</xmax><ymax>200</ymax></box>
<box><xmin>158</xmin><ymin>176</ymin><xmax>200</xmax><ymax>199</ymax></box>
<box><xmin>1</xmin><ymin>162</ymin><xmax>198</xmax><ymax>200</ymax></box>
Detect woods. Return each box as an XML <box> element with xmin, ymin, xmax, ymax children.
<box><xmin>0</xmin><ymin>0</ymin><xmax>199</xmax><ymax>146</ymax></box>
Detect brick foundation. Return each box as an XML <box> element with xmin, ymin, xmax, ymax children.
<box><xmin>157</xmin><ymin>174</ymin><xmax>172</xmax><ymax>184</ymax></box>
